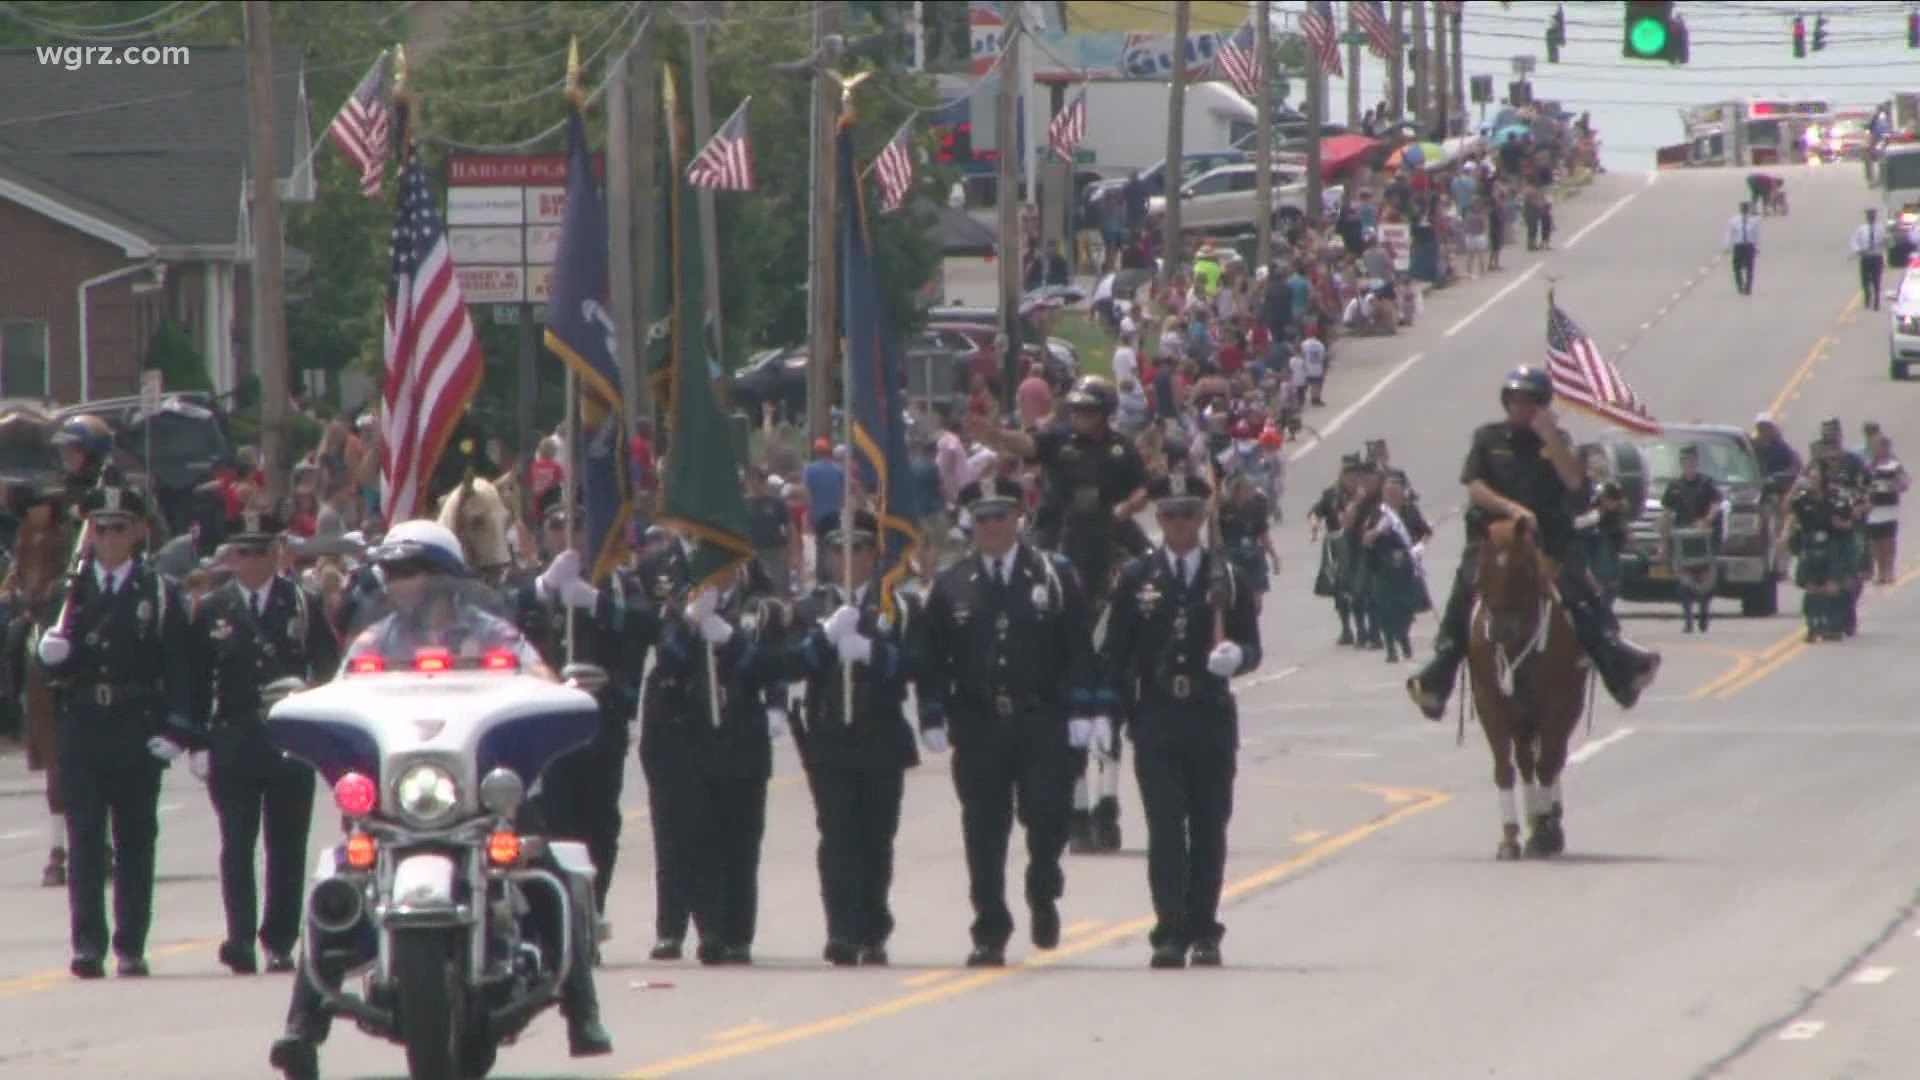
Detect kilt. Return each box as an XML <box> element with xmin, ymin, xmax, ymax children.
<box><xmin>1226</xmin><ymin>541</ymin><xmax>1270</xmax><ymax>595</ymax></box>
<box><xmin>1794</xmin><ymin>536</ymin><xmax>1840</xmax><ymax>588</ymax></box>
<box><xmin>1313</xmin><ymin>531</ymin><xmax>1348</xmax><ymax>598</ymax></box>
<box><xmin>1370</xmin><ymin>548</ymin><xmax>1427</xmax><ymax>627</ymax></box>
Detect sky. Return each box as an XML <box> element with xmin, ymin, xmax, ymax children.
<box><xmin>1307</xmin><ymin>0</ymin><xmax>1919</xmax><ymax>173</ymax></box>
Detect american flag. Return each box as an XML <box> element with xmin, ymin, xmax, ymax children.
<box><xmin>1048</xmin><ymin>88</ymin><xmax>1087</xmax><ymax>163</ymax></box>
<box><xmin>327</xmin><ymin>52</ymin><xmax>391</xmax><ymax>199</ymax></box>
<box><xmin>1300</xmin><ymin>1</ymin><xmax>1343</xmax><ymax>77</ymax></box>
<box><xmin>874</xmin><ymin>121</ymin><xmax>914</xmax><ymax>214</ymax></box>
<box><xmin>1215</xmin><ymin>20</ymin><xmax>1264</xmax><ymax>102</ymax></box>
<box><xmin>687</xmin><ymin>97</ymin><xmax>754</xmax><ymax>191</ymax></box>
<box><xmin>1352</xmin><ymin>0</ymin><xmax>1395</xmax><ymax>60</ymax></box>
<box><xmin>381</xmin><ymin>109</ymin><xmax>485</xmax><ymax>525</ymax></box>
<box><xmin>1546</xmin><ymin>299</ymin><xmax>1660</xmax><ymax>435</ymax></box>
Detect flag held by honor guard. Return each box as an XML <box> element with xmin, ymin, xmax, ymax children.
<box><xmin>838</xmin><ymin>115</ymin><xmax>920</xmax><ymax>618</ymax></box>
<box><xmin>542</xmin><ymin>95</ymin><xmax>632</xmax><ymax>584</ymax></box>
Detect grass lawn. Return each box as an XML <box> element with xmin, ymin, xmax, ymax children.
<box><xmin>1051</xmin><ymin>315</ymin><xmax>1114</xmax><ymax>379</ymax></box>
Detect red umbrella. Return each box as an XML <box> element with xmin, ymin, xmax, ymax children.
<box><xmin>1318</xmin><ymin>133</ymin><xmax>1381</xmax><ymax>179</ymax></box>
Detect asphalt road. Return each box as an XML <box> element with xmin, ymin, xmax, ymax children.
<box><xmin>2</xmin><ymin>161</ymin><xmax>1916</xmax><ymax>1079</ymax></box>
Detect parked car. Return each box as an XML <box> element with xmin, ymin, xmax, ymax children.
<box><xmin>730</xmin><ymin>331</ymin><xmax>986</xmax><ymax>423</ymax></box>
<box><xmin>1080</xmin><ymin>150</ymin><xmax>1249</xmax><ymax>220</ymax></box>
<box><xmin>1592</xmin><ymin>423</ymin><xmax>1787</xmax><ymax>616</ymax></box>
<box><xmin>1146</xmin><ymin>162</ymin><xmax>1309</xmax><ymax>235</ymax></box>
<box><xmin>51</xmin><ymin>393</ymin><xmax>234</xmax><ymax>535</ymax></box>
<box><xmin>0</xmin><ymin>401</ymin><xmax>60</xmax><ymax>492</ymax></box>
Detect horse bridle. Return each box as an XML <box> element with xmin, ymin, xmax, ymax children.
<box><xmin>1477</xmin><ymin>593</ymin><xmax>1555</xmax><ymax>698</ymax></box>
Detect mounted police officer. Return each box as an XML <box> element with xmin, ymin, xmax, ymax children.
<box><xmin>919</xmin><ymin>476</ymin><xmax>1105</xmax><ymax>967</ymax></box>
<box><xmin>34</xmin><ymin>484</ymin><xmax>195</xmax><ymax>979</ymax></box>
<box><xmin>51</xmin><ymin>414</ymin><xmax>118</xmax><ymax>510</ymax></box>
<box><xmin>968</xmin><ymin>375</ymin><xmax>1147</xmax><ymax>855</ymax></box>
<box><xmin>1660</xmin><ymin>445</ymin><xmax>1724</xmax><ymax>633</ymax></box>
<box><xmin>183</xmin><ymin>509</ymin><xmax>341</xmax><ymax>975</ymax></box>
<box><xmin>1101</xmin><ymin>469</ymin><xmax>1261</xmax><ymax>969</ymax></box>
<box><xmin>1407</xmin><ymin>367</ymin><xmax>1662</xmax><ymax>720</ymax></box>
<box><xmin>777</xmin><ymin>509</ymin><xmax>923</xmax><ymax>966</ymax></box>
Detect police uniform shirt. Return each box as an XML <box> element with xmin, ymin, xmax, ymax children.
<box><xmin>509</xmin><ymin>561</ymin><xmax>657</xmax><ymax>688</ymax></box>
<box><xmin>779</xmin><ymin>582</ymin><xmax>924</xmax><ymax>771</ymax></box>
<box><xmin>1851</xmin><ymin>223</ymin><xmax>1884</xmax><ymax>256</ymax></box>
<box><xmin>1101</xmin><ymin>548</ymin><xmax>1262</xmax><ymax>749</ymax></box>
<box><xmin>646</xmin><ymin>584</ymin><xmax>786</xmax><ymax>781</ymax></box>
<box><xmin>43</xmin><ymin>553</ymin><xmax>194</xmax><ymax>742</ymax></box>
<box><xmin>1460</xmin><ymin>422</ymin><xmax>1573</xmax><ymax>543</ymax></box>
<box><xmin>1031</xmin><ymin>426</ymin><xmax>1147</xmax><ymax>518</ymax></box>
<box><xmin>188</xmin><ymin>576</ymin><xmax>341</xmax><ymax>737</ymax></box>
<box><xmin>1661</xmin><ymin>474</ymin><xmax>1722</xmax><ymax>526</ymax></box>
<box><xmin>1726</xmin><ymin>214</ymin><xmax>1759</xmax><ymax>247</ymax></box>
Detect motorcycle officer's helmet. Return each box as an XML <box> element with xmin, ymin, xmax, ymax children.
<box><xmin>1500</xmin><ymin>366</ymin><xmax>1553</xmax><ymax>407</ymax></box>
<box><xmin>1065</xmin><ymin>375</ymin><xmax>1117</xmax><ymax>416</ymax></box>
<box><xmin>52</xmin><ymin>414</ymin><xmax>113</xmax><ymax>463</ymax></box>
<box><xmin>366</xmin><ymin>519</ymin><xmax>470</xmax><ymax>579</ymax></box>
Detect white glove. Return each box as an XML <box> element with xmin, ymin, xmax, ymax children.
<box><xmin>1207</xmin><ymin>642</ymin><xmax>1245</xmax><ymax>678</ymax></box>
<box><xmin>767</xmin><ymin>707</ymin><xmax>788</xmax><ymax>738</ymax></box>
<box><xmin>920</xmin><ymin>726</ymin><xmax>949</xmax><ymax>754</ymax></box>
<box><xmin>188</xmin><ymin>750</ymin><xmax>211</xmax><ymax>782</ymax></box>
<box><xmin>838</xmin><ymin>632</ymin><xmax>874</xmax><ymax>664</ymax></box>
<box><xmin>559</xmin><ymin>579</ymin><xmax>599</xmax><ymax>611</ymax></box>
<box><xmin>823</xmin><ymin>604</ymin><xmax>861</xmax><ymax>643</ymax></box>
<box><xmin>685</xmin><ymin>587</ymin><xmax>719</xmax><ymax>625</ymax></box>
<box><xmin>1572</xmin><ymin>510</ymin><xmax>1601</xmax><ymax>529</ymax></box>
<box><xmin>697</xmin><ymin>613</ymin><xmax>735</xmax><ymax>645</ymax></box>
<box><xmin>1067</xmin><ymin>717</ymin><xmax>1093</xmax><ymax>748</ymax></box>
<box><xmin>1091</xmin><ymin>715</ymin><xmax>1116</xmax><ymax>757</ymax></box>
<box><xmin>537</xmin><ymin>550</ymin><xmax>582</xmax><ymax>599</ymax></box>
<box><xmin>146</xmin><ymin>736</ymin><xmax>185</xmax><ymax>763</ymax></box>
<box><xmin>36</xmin><ymin>630</ymin><xmax>71</xmax><ymax>666</ymax></box>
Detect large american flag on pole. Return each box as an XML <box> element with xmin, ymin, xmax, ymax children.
<box><xmin>327</xmin><ymin>51</ymin><xmax>391</xmax><ymax>199</ymax></box>
<box><xmin>1301</xmin><ymin>0</ymin><xmax>1343</xmax><ymax>77</ymax></box>
<box><xmin>1546</xmin><ymin>298</ymin><xmax>1660</xmax><ymax>435</ymax></box>
<box><xmin>1215</xmin><ymin>20</ymin><xmax>1263</xmax><ymax>102</ymax></box>
<box><xmin>381</xmin><ymin>104</ymin><xmax>484</xmax><ymax>524</ymax></box>
<box><xmin>873</xmin><ymin>120</ymin><xmax>914</xmax><ymax>213</ymax></box>
<box><xmin>1352</xmin><ymin>0</ymin><xmax>1396</xmax><ymax>60</ymax></box>
<box><xmin>1048</xmin><ymin>87</ymin><xmax>1088</xmax><ymax>163</ymax></box>
<box><xmin>687</xmin><ymin>97</ymin><xmax>754</xmax><ymax>191</ymax></box>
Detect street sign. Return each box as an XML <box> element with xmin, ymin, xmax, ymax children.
<box><xmin>1073</xmin><ymin>147</ymin><xmax>1095</xmax><ymax>165</ymax></box>
<box><xmin>491</xmin><ymin>304</ymin><xmax>550</xmax><ymax>325</ymax></box>
<box><xmin>445</xmin><ymin>153</ymin><xmax>604</xmax><ymax>310</ymax></box>
<box><xmin>1511</xmin><ymin>54</ymin><xmax>1536</xmax><ymax>75</ymax></box>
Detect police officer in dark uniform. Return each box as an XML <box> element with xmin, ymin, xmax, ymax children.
<box><xmin>634</xmin><ymin>525</ymin><xmax>695</xmax><ymax>959</ymax></box>
<box><xmin>1101</xmin><ymin>470</ymin><xmax>1261</xmax><ymax>969</ymax></box>
<box><xmin>778</xmin><ymin>510</ymin><xmax>923</xmax><ymax>966</ymax></box>
<box><xmin>1407</xmin><ymin>367</ymin><xmax>1662</xmax><ymax>719</ymax></box>
<box><xmin>1815</xmin><ymin>419</ymin><xmax>1871</xmax><ymax>635</ymax></box>
<box><xmin>51</xmin><ymin>415</ymin><xmax>117</xmax><ymax>511</ymax></box>
<box><xmin>644</xmin><ymin>559</ymin><xmax>787</xmax><ymax>966</ymax></box>
<box><xmin>183</xmin><ymin>509</ymin><xmax>341</xmax><ymax>974</ymax></box>
<box><xmin>919</xmin><ymin>476</ymin><xmax>1104</xmax><ymax>967</ymax></box>
<box><xmin>1660</xmin><ymin>445</ymin><xmax>1724</xmax><ymax>633</ymax></box>
<box><xmin>34</xmin><ymin>484</ymin><xmax>195</xmax><ymax>978</ymax></box>
<box><xmin>510</xmin><ymin>487</ymin><xmax>660</xmax><ymax>915</ymax></box>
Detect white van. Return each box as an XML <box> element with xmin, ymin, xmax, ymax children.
<box><xmin>1892</xmin><ymin>262</ymin><xmax>1920</xmax><ymax>380</ymax></box>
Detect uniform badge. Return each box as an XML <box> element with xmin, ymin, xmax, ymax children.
<box><xmin>995</xmin><ymin>612</ymin><xmax>1011</xmax><ymax>632</ymax></box>
<box><xmin>211</xmin><ymin>619</ymin><xmax>233</xmax><ymax>641</ymax></box>
<box><xmin>1110</xmin><ymin>443</ymin><xmax>1124</xmax><ymax>458</ymax></box>
<box><xmin>136</xmin><ymin>599</ymin><xmax>152</xmax><ymax>624</ymax></box>
<box><xmin>953</xmin><ymin>606</ymin><xmax>971</xmax><ymax>627</ymax></box>
<box><xmin>1030</xmin><ymin>584</ymin><xmax>1049</xmax><ymax>611</ymax></box>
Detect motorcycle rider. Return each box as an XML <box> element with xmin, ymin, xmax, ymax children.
<box><xmin>269</xmin><ymin>520</ymin><xmax>611</xmax><ymax>1080</ymax></box>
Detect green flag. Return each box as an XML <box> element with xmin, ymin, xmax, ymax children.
<box><xmin>655</xmin><ymin>66</ymin><xmax>752</xmax><ymax>591</ymax></box>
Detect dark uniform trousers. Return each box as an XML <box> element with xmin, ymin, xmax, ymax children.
<box><xmin>543</xmin><ymin>697</ymin><xmax>633</xmax><ymax>909</ymax></box>
<box><xmin>43</xmin><ymin>561</ymin><xmax>192</xmax><ymax>961</ymax></box>
<box><xmin>806</xmin><ymin>766</ymin><xmax>904</xmax><ymax>946</ymax></box>
<box><xmin>209</xmin><ymin>742</ymin><xmax>315</xmax><ymax>951</ymax></box>
<box><xmin>1133</xmin><ymin>728</ymin><xmax>1235</xmax><ymax>948</ymax></box>
<box><xmin>639</xmin><ymin>731</ymin><xmax>695</xmax><ymax>942</ymax></box>
<box><xmin>951</xmin><ymin>723</ymin><xmax>1075</xmax><ymax>947</ymax></box>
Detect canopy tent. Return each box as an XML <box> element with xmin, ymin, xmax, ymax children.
<box><xmin>1318</xmin><ymin>133</ymin><xmax>1381</xmax><ymax>179</ymax></box>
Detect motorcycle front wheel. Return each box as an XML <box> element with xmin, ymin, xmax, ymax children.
<box><xmin>395</xmin><ymin>929</ymin><xmax>467</xmax><ymax>1080</ymax></box>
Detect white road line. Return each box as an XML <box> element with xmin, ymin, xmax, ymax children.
<box><xmin>1852</xmin><ymin>966</ymin><xmax>1896</xmax><ymax>985</ymax></box>
<box><xmin>1445</xmin><ymin>264</ymin><xmax>1543</xmax><ymax>337</ymax></box>
<box><xmin>1562</xmin><ymin>191</ymin><xmax>1640</xmax><ymax>251</ymax></box>
<box><xmin>1645</xmin><ymin>172</ymin><xmax>1660</xmax><ymax>188</ymax></box>
<box><xmin>0</xmin><ymin>829</ymin><xmax>31</xmax><ymax>841</ymax></box>
<box><xmin>1288</xmin><ymin>352</ymin><xmax>1424</xmax><ymax>462</ymax></box>
<box><xmin>1567</xmin><ymin>726</ymin><xmax>1637</xmax><ymax>766</ymax></box>
<box><xmin>1777</xmin><ymin>1020</ymin><xmax>1825</xmax><ymax>1041</ymax></box>
<box><xmin>1238</xmin><ymin>665</ymin><xmax>1302</xmax><ymax>688</ymax></box>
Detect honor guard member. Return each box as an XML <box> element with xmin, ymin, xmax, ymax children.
<box><xmin>35</xmin><ymin>484</ymin><xmax>195</xmax><ymax>978</ymax></box>
<box><xmin>919</xmin><ymin>476</ymin><xmax>1105</xmax><ymax>967</ymax></box>
<box><xmin>1575</xmin><ymin>447</ymin><xmax>1630</xmax><ymax>608</ymax></box>
<box><xmin>1407</xmin><ymin>367</ymin><xmax>1662</xmax><ymax>720</ymax></box>
<box><xmin>1101</xmin><ymin>470</ymin><xmax>1261</xmax><ymax>968</ymax></box>
<box><xmin>777</xmin><ymin>510</ymin><xmax>924</xmax><ymax>966</ymax></box>
<box><xmin>634</xmin><ymin>525</ymin><xmax>696</xmax><ymax>959</ymax></box>
<box><xmin>183</xmin><ymin>510</ymin><xmax>341</xmax><ymax>974</ymax></box>
<box><xmin>1815</xmin><ymin>419</ymin><xmax>1872</xmax><ymax>634</ymax></box>
<box><xmin>968</xmin><ymin>376</ymin><xmax>1147</xmax><ymax>855</ymax></box>
<box><xmin>511</xmin><ymin>487</ymin><xmax>660</xmax><ymax>913</ymax></box>
<box><xmin>644</xmin><ymin>560</ymin><xmax>788</xmax><ymax>966</ymax></box>
<box><xmin>1659</xmin><ymin>446</ymin><xmax>1725</xmax><ymax>633</ymax></box>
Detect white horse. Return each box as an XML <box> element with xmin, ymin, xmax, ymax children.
<box><xmin>435</xmin><ymin>476</ymin><xmax>515</xmax><ymax>583</ymax></box>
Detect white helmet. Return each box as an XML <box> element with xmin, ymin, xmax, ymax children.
<box><xmin>367</xmin><ymin>519</ymin><xmax>468</xmax><ymax>577</ymax></box>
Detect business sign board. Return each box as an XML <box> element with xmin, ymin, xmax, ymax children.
<box><xmin>444</xmin><ymin>153</ymin><xmax>605</xmax><ymax>307</ymax></box>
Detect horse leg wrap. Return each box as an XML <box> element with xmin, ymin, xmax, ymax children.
<box><xmin>1095</xmin><ymin>754</ymin><xmax>1122</xmax><ymax>800</ymax></box>
<box><xmin>1072</xmin><ymin>775</ymin><xmax>1093</xmax><ymax>813</ymax></box>
<box><xmin>1498</xmin><ymin>787</ymin><xmax>1520</xmax><ymax>828</ymax></box>
<box><xmin>1522</xmin><ymin>783</ymin><xmax>1550</xmax><ymax>820</ymax></box>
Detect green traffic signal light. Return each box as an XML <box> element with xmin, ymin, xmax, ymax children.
<box><xmin>1627</xmin><ymin>16</ymin><xmax>1669</xmax><ymax>57</ymax></box>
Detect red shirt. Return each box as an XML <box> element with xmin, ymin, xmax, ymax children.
<box><xmin>629</xmin><ymin>434</ymin><xmax>657</xmax><ymax>493</ymax></box>
<box><xmin>1215</xmin><ymin>342</ymin><xmax>1245</xmax><ymax>375</ymax></box>
<box><xmin>530</xmin><ymin>458</ymin><xmax>565</xmax><ymax>499</ymax></box>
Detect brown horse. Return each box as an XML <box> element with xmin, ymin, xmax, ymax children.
<box><xmin>1467</xmin><ymin>517</ymin><xmax>1588</xmax><ymax>860</ymax></box>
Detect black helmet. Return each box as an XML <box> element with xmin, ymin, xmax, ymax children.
<box><xmin>52</xmin><ymin>414</ymin><xmax>113</xmax><ymax>461</ymax></box>
<box><xmin>1065</xmin><ymin>375</ymin><xmax>1117</xmax><ymax>416</ymax></box>
<box><xmin>1500</xmin><ymin>366</ymin><xmax>1553</xmax><ymax>406</ymax></box>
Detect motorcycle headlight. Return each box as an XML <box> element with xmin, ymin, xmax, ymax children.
<box><xmin>393</xmin><ymin>764</ymin><xmax>460</xmax><ymax>825</ymax></box>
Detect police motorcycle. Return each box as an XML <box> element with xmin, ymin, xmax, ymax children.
<box><xmin>267</xmin><ymin>523</ymin><xmax>607</xmax><ymax>1080</ymax></box>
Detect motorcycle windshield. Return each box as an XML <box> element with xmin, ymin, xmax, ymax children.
<box><xmin>335</xmin><ymin>577</ymin><xmax>546</xmax><ymax>679</ymax></box>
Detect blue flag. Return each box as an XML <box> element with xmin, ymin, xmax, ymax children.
<box><xmin>543</xmin><ymin>101</ymin><xmax>632</xmax><ymax>584</ymax></box>
<box><xmin>836</xmin><ymin>117</ymin><xmax>920</xmax><ymax>617</ymax></box>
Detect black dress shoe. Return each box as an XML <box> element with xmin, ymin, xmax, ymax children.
<box><xmin>858</xmin><ymin>944</ymin><xmax>890</xmax><ymax>966</ymax></box>
<box><xmin>567</xmin><ymin>1015</ymin><xmax>613</xmax><ymax>1057</ymax></box>
<box><xmin>70</xmin><ymin>954</ymin><xmax>105</xmax><ymax>979</ymax></box>
<box><xmin>823</xmin><ymin>940</ymin><xmax>860</xmax><ymax>966</ymax></box>
<box><xmin>264</xmin><ymin>951</ymin><xmax>295</xmax><ymax>974</ymax></box>
<box><xmin>116</xmin><ymin>955</ymin><xmax>149</xmax><ymax>977</ymax></box>
<box><xmin>650</xmin><ymin>937</ymin><xmax>684</xmax><ymax>961</ymax></box>
<box><xmin>218</xmin><ymin>941</ymin><xmax>258</xmax><ymax>975</ymax></box>
<box><xmin>1189</xmin><ymin>941</ymin><xmax>1223</xmax><ymax>967</ymax></box>
<box><xmin>1030</xmin><ymin>903</ymin><xmax>1061</xmax><ymax>950</ymax></box>
<box><xmin>268</xmin><ymin>1035</ymin><xmax>319</xmax><ymax>1080</ymax></box>
<box><xmin>965</xmin><ymin>944</ymin><xmax>1005</xmax><ymax>967</ymax></box>
<box><xmin>724</xmin><ymin>944</ymin><xmax>753</xmax><ymax>965</ymax></box>
<box><xmin>1149</xmin><ymin>943</ymin><xmax>1187</xmax><ymax>969</ymax></box>
<box><xmin>696</xmin><ymin>942</ymin><xmax>728</xmax><ymax>966</ymax></box>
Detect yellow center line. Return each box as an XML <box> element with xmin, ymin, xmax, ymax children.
<box><xmin>1713</xmin><ymin>560</ymin><xmax>1920</xmax><ymax>700</ymax></box>
<box><xmin>618</xmin><ymin>786</ymin><xmax>1451</xmax><ymax>1078</ymax></box>
<box><xmin>897</xmin><ymin>969</ymin><xmax>956</xmax><ymax>988</ymax></box>
<box><xmin>0</xmin><ymin>938</ymin><xmax>220</xmax><ymax>999</ymax></box>
<box><xmin>1291</xmin><ymin>829</ymin><xmax>1329</xmax><ymax>845</ymax></box>
<box><xmin>704</xmin><ymin>1022</ymin><xmax>770</xmax><ymax>1042</ymax></box>
<box><xmin>1059</xmin><ymin>919</ymin><xmax>1105</xmax><ymax>938</ymax></box>
<box><xmin>1766</xmin><ymin>294</ymin><xmax>1859</xmax><ymax>421</ymax></box>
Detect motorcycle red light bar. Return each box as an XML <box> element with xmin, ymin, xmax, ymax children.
<box><xmin>334</xmin><ymin>772</ymin><xmax>377</xmax><ymax>817</ymax></box>
<box><xmin>481</xmin><ymin>650</ymin><xmax>518</xmax><ymax>671</ymax></box>
<box><xmin>347</xmin><ymin>655</ymin><xmax>385</xmax><ymax>674</ymax></box>
<box><xmin>414</xmin><ymin>649</ymin><xmax>452</xmax><ymax>673</ymax></box>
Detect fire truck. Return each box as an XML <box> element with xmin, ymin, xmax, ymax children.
<box><xmin>1657</xmin><ymin>98</ymin><xmax>1830</xmax><ymax>169</ymax></box>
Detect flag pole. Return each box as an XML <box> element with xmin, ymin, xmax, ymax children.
<box><xmin>563</xmin><ymin>37</ymin><xmax>583</xmax><ymax>666</ymax></box>
<box><xmin>834</xmin><ymin>75</ymin><xmax>863</xmax><ymax>728</ymax></box>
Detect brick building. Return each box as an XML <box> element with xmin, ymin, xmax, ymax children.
<box><xmin>0</xmin><ymin>45</ymin><xmax>311</xmax><ymax>406</ymax></box>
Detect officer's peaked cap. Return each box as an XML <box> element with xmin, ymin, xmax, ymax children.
<box><xmin>82</xmin><ymin>484</ymin><xmax>144</xmax><ymax>522</ymax></box>
<box><xmin>1149</xmin><ymin>470</ymin><xmax>1211</xmax><ymax>512</ymax></box>
<box><xmin>826</xmin><ymin>509</ymin><xmax>880</xmax><ymax>546</ymax></box>
<box><xmin>228</xmin><ymin>508</ymin><xmax>284</xmax><ymax>544</ymax></box>
<box><xmin>959</xmin><ymin>476</ymin><xmax>1024</xmax><ymax>513</ymax></box>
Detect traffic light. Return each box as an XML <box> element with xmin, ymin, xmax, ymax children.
<box><xmin>1623</xmin><ymin>1</ymin><xmax>1674</xmax><ymax>60</ymax></box>
<box><xmin>1812</xmin><ymin>14</ymin><xmax>1829</xmax><ymax>51</ymax></box>
<box><xmin>1670</xmin><ymin>15</ymin><xmax>1690</xmax><ymax>64</ymax></box>
<box><xmin>1792</xmin><ymin>14</ymin><xmax>1806</xmax><ymax>58</ymax></box>
<box><xmin>1545</xmin><ymin>27</ymin><xmax>1560</xmax><ymax>63</ymax></box>
<box><xmin>1910</xmin><ymin>9</ymin><xmax>1919</xmax><ymax>49</ymax></box>
<box><xmin>1547</xmin><ymin>4</ymin><xmax>1566</xmax><ymax>62</ymax></box>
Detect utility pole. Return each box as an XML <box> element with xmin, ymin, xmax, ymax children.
<box><xmin>1388</xmin><ymin>0</ymin><xmax>1405</xmax><ymax>124</ymax></box>
<box><xmin>243</xmin><ymin>0</ymin><xmax>289</xmax><ymax>502</ymax></box>
<box><xmin>1409</xmin><ymin>0</ymin><xmax>1427</xmax><ymax>133</ymax></box>
<box><xmin>1430</xmin><ymin>0</ymin><xmax>1448</xmax><ymax>139</ymax></box>
<box><xmin>607</xmin><ymin>51</ymin><xmax>641</xmax><ymax>440</ymax></box>
<box><xmin>807</xmin><ymin>0</ymin><xmax>842</xmax><ymax>441</ymax></box>
<box><xmin>1161</xmin><ymin>0</ymin><xmax>1189</xmax><ymax>268</ymax></box>
<box><xmin>1253</xmin><ymin>5</ymin><xmax>1274</xmax><ymax>270</ymax></box>
<box><xmin>996</xmin><ymin>5</ymin><xmax>1022</xmax><ymax>414</ymax></box>
<box><xmin>1449</xmin><ymin>5</ymin><xmax>1464</xmax><ymax>139</ymax></box>
<box><xmin>630</xmin><ymin>17</ymin><xmax>657</xmax><ymax>427</ymax></box>
<box><xmin>1345</xmin><ymin>2</ymin><xmax>1361</xmax><ymax>128</ymax></box>
<box><xmin>688</xmin><ymin>0</ymin><xmax>726</xmax><ymax>385</ymax></box>
<box><xmin>1305</xmin><ymin>15</ymin><xmax>1325</xmax><ymax>230</ymax></box>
